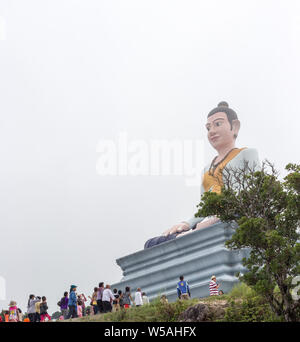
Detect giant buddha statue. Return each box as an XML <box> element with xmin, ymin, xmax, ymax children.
<box><xmin>144</xmin><ymin>101</ymin><xmax>259</xmax><ymax>249</ymax></box>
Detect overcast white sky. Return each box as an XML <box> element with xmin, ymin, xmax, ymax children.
<box><xmin>0</xmin><ymin>0</ymin><xmax>300</xmax><ymax>313</ymax></box>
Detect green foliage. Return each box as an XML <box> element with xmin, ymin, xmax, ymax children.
<box><xmin>226</xmin><ymin>282</ymin><xmax>256</xmax><ymax>300</ymax></box>
<box><xmin>101</xmin><ymin>298</ymin><xmax>200</xmax><ymax>322</ymax></box>
<box><xmin>196</xmin><ymin>161</ymin><xmax>300</xmax><ymax>322</ymax></box>
<box><xmin>285</xmin><ymin>163</ymin><xmax>300</xmax><ymax>193</ymax></box>
<box><xmin>224</xmin><ymin>296</ymin><xmax>282</xmax><ymax>322</ymax></box>
<box><xmin>223</xmin><ymin>283</ymin><xmax>282</xmax><ymax>322</ymax></box>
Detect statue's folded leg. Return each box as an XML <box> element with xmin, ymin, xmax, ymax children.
<box><xmin>144</xmin><ymin>233</ymin><xmax>177</xmax><ymax>249</ymax></box>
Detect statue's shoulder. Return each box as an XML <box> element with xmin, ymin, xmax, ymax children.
<box><xmin>239</xmin><ymin>147</ymin><xmax>258</xmax><ymax>156</ymax></box>
<box><xmin>239</xmin><ymin>147</ymin><xmax>259</xmax><ymax>159</ymax></box>
<box><xmin>229</xmin><ymin>147</ymin><xmax>260</xmax><ymax>169</ymax></box>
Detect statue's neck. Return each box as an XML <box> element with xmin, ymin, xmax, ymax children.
<box><xmin>214</xmin><ymin>143</ymin><xmax>236</xmax><ymax>164</ymax></box>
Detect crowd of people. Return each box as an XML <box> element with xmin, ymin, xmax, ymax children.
<box><xmin>54</xmin><ymin>283</ymin><xmax>151</xmax><ymax>320</ymax></box>
<box><xmin>0</xmin><ymin>283</ymin><xmax>151</xmax><ymax>322</ymax></box>
<box><xmin>0</xmin><ymin>275</ymin><xmax>222</xmax><ymax>322</ymax></box>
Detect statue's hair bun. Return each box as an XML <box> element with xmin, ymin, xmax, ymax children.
<box><xmin>218</xmin><ymin>101</ymin><xmax>229</xmax><ymax>107</ymax></box>
<box><xmin>207</xmin><ymin>101</ymin><xmax>237</xmax><ymax>121</ymax></box>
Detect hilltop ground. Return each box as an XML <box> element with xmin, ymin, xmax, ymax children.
<box><xmin>63</xmin><ymin>283</ymin><xmax>283</xmax><ymax>322</ymax></box>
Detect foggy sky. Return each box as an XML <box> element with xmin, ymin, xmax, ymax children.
<box><xmin>0</xmin><ymin>0</ymin><xmax>300</xmax><ymax>313</ymax></box>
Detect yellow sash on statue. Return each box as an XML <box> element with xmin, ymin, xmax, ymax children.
<box><xmin>202</xmin><ymin>148</ymin><xmax>246</xmax><ymax>194</ymax></box>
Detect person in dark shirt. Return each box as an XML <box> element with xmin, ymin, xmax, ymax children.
<box><xmin>112</xmin><ymin>288</ymin><xmax>120</xmax><ymax>312</ymax></box>
<box><xmin>40</xmin><ymin>296</ymin><xmax>51</xmax><ymax>322</ymax></box>
<box><xmin>59</xmin><ymin>292</ymin><xmax>69</xmax><ymax>319</ymax></box>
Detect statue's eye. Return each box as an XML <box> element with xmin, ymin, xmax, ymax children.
<box><xmin>215</xmin><ymin>121</ymin><xmax>222</xmax><ymax>127</ymax></box>
<box><xmin>206</xmin><ymin>126</ymin><xmax>210</xmax><ymax>131</ymax></box>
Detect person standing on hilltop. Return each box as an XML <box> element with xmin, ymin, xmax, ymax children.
<box><xmin>118</xmin><ymin>290</ymin><xmax>124</xmax><ymax>309</ymax></box>
<box><xmin>17</xmin><ymin>308</ymin><xmax>23</xmax><ymax>322</ymax></box>
<box><xmin>160</xmin><ymin>295</ymin><xmax>169</xmax><ymax>304</ymax></box>
<box><xmin>142</xmin><ymin>292</ymin><xmax>150</xmax><ymax>305</ymax></box>
<box><xmin>112</xmin><ymin>289</ymin><xmax>120</xmax><ymax>312</ymax></box>
<box><xmin>89</xmin><ymin>287</ymin><xmax>99</xmax><ymax>315</ymax></box>
<box><xmin>35</xmin><ymin>296</ymin><xmax>42</xmax><ymax>322</ymax></box>
<box><xmin>209</xmin><ymin>275</ymin><xmax>220</xmax><ymax>296</ymax></box>
<box><xmin>102</xmin><ymin>284</ymin><xmax>116</xmax><ymax>313</ymax></box>
<box><xmin>27</xmin><ymin>294</ymin><xmax>40</xmax><ymax>322</ymax></box>
<box><xmin>134</xmin><ymin>288</ymin><xmax>143</xmax><ymax>307</ymax></box>
<box><xmin>40</xmin><ymin>296</ymin><xmax>51</xmax><ymax>322</ymax></box>
<box><xmin>8</xmin><ymin>301</ymin><xmax>19</xmax><ymax>322</ymax></box>
<box><xmin>78</xmin><ymin>293</ymin><xmax>87</xmax><ymax>316</ymax></box>
<box><xmin>66</xmin><ymin>285</ymin><xmax>78</xmax><ymax>319</ymax></box>
<box><xmin>59</xmin><ymin>292</ymin><xmax>69</xmax><ymax>319</ymax></box>
<box><xmin>97</xmin><ymin>282</ymin><xmax>105</xmax><ymax>314</ymax></box>
<box><xmin>123</xmin><ymin>287</ymin><xmax>134</xmax><ymax>309</ymax></box>
<box><xmin>177</xmin><ymin>275</ymin><xmax>191</xmax><ymax>300</ymax></box>
<box><xmin>77</xmin><ymin>295</ymin><xmax>83</xmax><ymax>318</ymax></box>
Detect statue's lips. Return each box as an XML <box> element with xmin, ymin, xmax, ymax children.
<box><xmin>209</xmin><ymin>136</ymin><xmax>219</xmax><ymax>143</ymax></box>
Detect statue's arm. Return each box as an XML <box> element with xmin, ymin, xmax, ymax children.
<box><xmin>181</xmin><ymin>176</ymin><xmax>207</xmax><ymax>229</ymax></box>
<box><xmin>175</xmin><ymin>180</ymin><xmax>206</xmax><ymax>234</ymax></box>
<box><xmin>177</xmin><ymin>149</ymin><xmax>260</xmax><ymax>237</ymax></box>
<box><xmin>182</xmin><ymin>216</ymin><xmax>205</xmax><ymax>229</ymax></box>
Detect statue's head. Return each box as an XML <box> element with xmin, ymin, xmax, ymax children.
<box><xmin>206</xmin><ymin>101</ymin><xmax>240</xmax><ymax>151</ymax></box>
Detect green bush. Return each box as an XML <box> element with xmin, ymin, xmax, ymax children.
<box><xmin>224</xmin><ymin>285</ymin><xmax>283</xmax><ymax>322</ymax></box>
<box><xmin>226</xmin><ymin>282</ymin><xmax>256</xmax><ymax>300</ymax></box>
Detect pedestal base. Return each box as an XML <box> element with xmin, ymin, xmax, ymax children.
<box><xmin>112</xmin><ymin>222</ymin><xmax>249</xmax><ymax>301</ymax></box>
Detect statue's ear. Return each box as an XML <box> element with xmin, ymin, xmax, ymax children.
<box><xmin>232</xmin><ymin>119</ymin><xmax>240</xmax><ymax>139</ymax></box>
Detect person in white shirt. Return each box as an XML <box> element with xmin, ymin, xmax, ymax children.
<box><xmin>142</xmin><ymin>292</ymin><xmax>150</xmax><ymax>305</ymax></box>
<box><xmin>134</xmin><ymin>288</ymin><xmax>143</xmax><ymax>307</ymax></box>
<box><xmin>102</xmin><ymin>285</ymin><xmax>115</xmax><ymax>313</ymax></box>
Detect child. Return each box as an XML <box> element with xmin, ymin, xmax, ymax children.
<box><xmin>88</xmin><ymin>287</ymin><xmax>98</xmax><ymax>315</ymax></box>
<box><xmin>118</xmin><ymin>290</ymin><xmax>124</xmax><ymax>309</ymax></box>
<box><xmin>40</xmin><ymin>297</ymin><xmax>51</xmax><ymax>322</ymax></box>
<box><xmin>17</xmin><ymin>308</ymin><xmax>23</xmax><ymax>322</ymax></box>
<box><xmin>8</xmin><ymin>301</ymin><xmax>19</xmax><ymax>322</ymax></box>
<box><xmin>112</xmin><ymin>289</ymin><xmax>120</xmax><ymax>312</ymax></box>
<box><xmin>77</xmin><ymin>297</ymin><xmax>83</xmax><ymax>318</ymax></box>
<box><xmin>123</xmin><ymin>287</ymin><xmax>133</xmax><ymax>309</ymax></box>
<box><xmin>35</xmin><ymin>296</ymin><xmax>42</xmax><ymax>322</ymax></box>
<box><xmin>160</xmin><ymin>295</ymin><xmax>168</xmax><ymax>304</ymax></box>
<box><xmin>142</xmin><ymin>292</ymin><xmax>150</xmax><ymax>305</ymax></box>
<box><xmin>78</xmin><ymin>294</ymin><xmax>87</xmax><ymax>316</ymax></box>
<box><xmin>4</xmin><ymin>311</ymin><xmax>9</xmax><ymax>322</ymax></box>
<box><xmin>66</xmin><ymin>285</ymin><xmax>78</xmax><ymax>319</ymax></box>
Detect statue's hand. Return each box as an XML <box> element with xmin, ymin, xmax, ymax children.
<box><xmin>194</xmin><ymin>216</ymin><xmax>220</xmax><ymax>230</ymax></box>
<box><xmin>162</xmin><ymin>222</ymin><xmax>190</xmax><ymax>237</ymax></box>
<box><xmin>176</xmin><ymin>229</ymin><xmax>193</xmax><ymax>238</ymax></box>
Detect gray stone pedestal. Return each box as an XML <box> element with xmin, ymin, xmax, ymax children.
<box><xmin>111</xmin><ymin>221</ymin><xmax>249</xmax><ymax>302</ymax></box>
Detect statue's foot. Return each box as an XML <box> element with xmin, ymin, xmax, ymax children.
<box><xmin>144</xmin><ymin>234</ymin><xmax>177</xmax><ymax>249</ymax></box>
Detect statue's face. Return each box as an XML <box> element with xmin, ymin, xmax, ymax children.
<box><xmin>206</xmin><ymin>112</ymin><xmax>236</xmax><ymax>150</ymax></box>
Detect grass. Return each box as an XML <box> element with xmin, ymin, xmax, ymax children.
<box><xmin>67</xmin><ymin>297</ymin><xmax>200</xmax><ymax>322</ymax></box>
